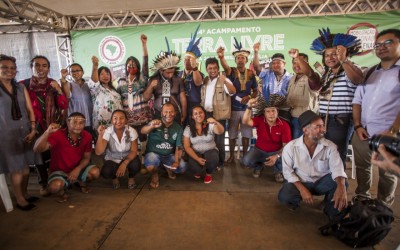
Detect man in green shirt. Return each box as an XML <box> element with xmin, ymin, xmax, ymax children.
<box><xmin>141</xmin><ymin>103</ymin><xmax>185</xmax><ymax>188</ymax></box>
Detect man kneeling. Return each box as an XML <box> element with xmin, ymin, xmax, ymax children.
<box><xmin>34</xmin><ymin>112</ymin><xmax>100</xmax><ymax>202</ymax></box>
<box><xmin>278</xmin><ymin>110</ymin><xmax>348</xmax><ymax>219</ymax></box>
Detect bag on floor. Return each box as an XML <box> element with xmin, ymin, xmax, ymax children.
<box><xmin>318</xmin><ymin>199</ymin><xmax>394</xmax><ymax>248</ymax></box>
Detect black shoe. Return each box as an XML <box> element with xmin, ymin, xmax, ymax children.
<box><xmin>16</xmin><ymin>203</ymin><xmax>36</xmax><ymax>211</ymax></box>
<box><xmin>26</xmin><ymin>196</ymin><xmax>40</xmax><ymax>203</ymax></box>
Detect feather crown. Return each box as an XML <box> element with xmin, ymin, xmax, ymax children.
<box><xmin>232</xmin><ymin>37</ymin><xmax>251</xmax><ymax>57</ymax></box>
<box><xmin>185</xmin><ymin>25</ymin><xmax>202</xmax><ymax>59</ymax></box>
<box><xmin>151</xmin><ymin>37</ymin><xmax>181</xmax><ymax>72</ymax></box>
<box><xmin>310</xmin><ymin>27</ymin><xmax>361</xmax><ymax>56</ymax></box>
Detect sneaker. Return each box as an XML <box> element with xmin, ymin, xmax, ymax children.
<box><xmin>204</xmin><ymin>175</ymin><xmax>212</xmax><ymax>184</ymax></box>
<box><xmin>194</xmin><ymin>174</ymin><xmax>201</xmax><ymax>179</ymax></box>
<box><xmin>274</xmin><ymin>173</ymin><xmax>284</xmax><ymax>183</ymax></box>
<box><xmin>252</xmin><ymin>169</ymin><xmax>261</xmax><ymax>178</ymax></box>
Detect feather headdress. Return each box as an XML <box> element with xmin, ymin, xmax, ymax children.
<box><xmin>310</xmin><ymin>27</ymin><xmax>361</xmax><ymax>56</ymax></box>
<box><xmin>151</xmin><ymin>37</ymin><xmax>181</xmax><ymax>72</ymax></box>
<box><xmin>185</xmin><ymin>25</ymin><xmax>202</xmax><ymax>59</ymax></box>
<box><xmin>232</xmin><ymin>37</ymin><xmax>251</xmax><ymax>58</ymax></box>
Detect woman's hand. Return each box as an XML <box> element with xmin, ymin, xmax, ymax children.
<box><xmin>24</xmin><ymin>130</ymin><xmax>36</xmax><ymax>144</ymax></box>
<box><xmin>116</xmin><ymin>163</ymin><xmax>127</xmax><ymax>177</ymax></box>
<box><xmin>197</xmin><ymin>157</ymin><xmax>206</xmax><ymax>166</ymax></box>
<box><xmin>97</xmin><ymin>125</ymin><xmax>106</xmax><ymax>136</ymax></box>
<box><xmin>92</xmin><ymin>56</ymin><xmax>99</xmax><ymax>67</ymax></box>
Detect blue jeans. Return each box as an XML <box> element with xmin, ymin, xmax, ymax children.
<box><xmin>144</xmin><ymin>152</ymin><xmax>187</xmax><ymax>173</ymax></box>
<box><xmin>241</xmin><ymin>147</ymin><xmax>282</xmax><ymax>173</ymax></box>
<box><xmin>290</xmin><ymin>117</ymin><xmax>303</xmax><ymax>139</ymax></box>
<box><xmin>278</xmin><ymin>174</ymin><xmax>348</xmax><ymax>218</ymax></box>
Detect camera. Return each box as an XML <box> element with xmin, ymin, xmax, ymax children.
<box><xmin>369</xmin><ymin>134</ymin><xmax>400</xmax><ymax>157</ymax></box>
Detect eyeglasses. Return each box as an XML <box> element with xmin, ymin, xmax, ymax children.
<box><xmin>374</xmin><ymin>39</ymin><xmax>395</xmax><ymax>49</ymax></box>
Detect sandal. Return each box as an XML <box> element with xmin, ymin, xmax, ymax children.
<box><xmin>149</xmin><ymin>173</ymin><xmax>159</xmax><ymax>189</ymax></box>
<box><xmin>78</xmin><ymin>182</ymin><xmax>90</xmax><ymax>193</ymax></box>
<box><xmin>57</xmin><ymin>191</ymin><xmax>69</xmax><ymax>203</ymax></box>
<box><xmin>166</xmin><ymin>168</ymin><xmax>176</xmax><ymax>180</ymax></box>
<box><xmin>128</xmin><ymin>178</ymin><xmax>137</xmax><ymax>189</ymax></box>
<box><xmin>112</xmin><ymin>179</ymin><xmax>120</xmax><ymax>190</ymax></box>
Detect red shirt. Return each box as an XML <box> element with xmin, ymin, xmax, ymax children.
<box><xmin>48</xmin><ymin>128</ymin><xmax>92</xmax><ymax>173</ymax></box>
<box><xmin>253</xmin><ymin>116</ymin><xmax>292</xmax><ymax>152</ymax></box>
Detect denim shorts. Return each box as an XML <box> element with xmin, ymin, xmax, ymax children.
<box><xmin>144</xmin><ymin>152</ymin><xmax>187</xmax><ymax>173</ymax></box>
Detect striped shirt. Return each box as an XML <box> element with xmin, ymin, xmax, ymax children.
<box><xmin>319</xmin><ymin>71</ymin><xmax>356</xmax><ymax>114</ymax></box>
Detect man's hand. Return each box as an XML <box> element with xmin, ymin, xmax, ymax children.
<box><xmin>247</xmin><ymin>98</ymin><xmax>257</xmax><ymax>108</ymax></box>
<box><xmin>47</xmin><ymin>123</ymin><xmax>60</xmax><ymax>134</ymax></box>
<box><xmin>68</xmin><ymin>167</ymin><xmax>81</xmax><ymax>182</ymax></box>
<box><xmin>356</xmin><ymin>127</ymin><xmax>369</xmax><ymax>141</ymax></box>
<box><xmin>219</xmin><ymin>73</ymin><xmax>226</xmax><ymax>83</ymax></box>
<box><xmin>288</xmin><ymin>48</ymin><xmax>299</xmax><ymax>59</ymax></box>
<box><xmin>253</xmin><ymin>42</ymin><xmax>260</xmax><ymax>53</ymax></box>
<box><xmin>240</xmin><ymin>95</ymin><xmax>251</xmax><ymax>104</ymax></box>
<box><xmin>171</xmin><ymin>161</ymin><xmax>180</xmax><ymax>169</ymax></box>
<box><xmin>149</xmin><ymin>79</ymin><xmax>158</xmax><ymax>89</ymax></box>
<box><xmin>217</xmin><ymin>47</ymin><xmax>225</xmax><ymax>59</ymax></box>
<box><xmin>300</xmin><ymin>187</ymin><xmax>314</xmax><ymax>206</ymax></box>
<box><xmin>332</xmin><ymin>184</ymin><xmax>348</xmax><ymax>211</ymax></box>
<box><xmin>336</xmin><ymin>45</ymin><xmax>347</xmax><ymax>63</ymax></box>
<box><xmin>150</xmin><ymin>119</ymin><xmax>162</xmax><ymax>128</ymax></box>
<box><xmin>264</xmin><ymin>155</ymin><xmax>278</xmax><ymax>167</ymax></box>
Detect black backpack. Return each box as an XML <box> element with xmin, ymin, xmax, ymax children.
<box><xmin>319</xmin><ymin>199</ymin><xmax>394</xmax><ymax>248</ymax></box>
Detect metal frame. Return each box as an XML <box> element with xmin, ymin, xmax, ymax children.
<box><xmin>0</xmin><ymin>0</ymin><xmax>67</xmax><ymax>33</ymax></box>
<box><xmin>69</xmin><ymin>0</ymin><xmax>399</xmax><ymax>31</ymax></box>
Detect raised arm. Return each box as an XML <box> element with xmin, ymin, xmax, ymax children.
<box><xmin>141</xmin><ymin>119</ymin><xmax>162</xmax><ymax>135</ymax></box>
<box><xmin>91</xmin><ymin>56</ymin><xmax>99</xmax><ymax>82</ymax></box>
<box><xmin>217</xmin><ymin>46</ymin><xmax>231</xmax><ymax>76</ymax></box>
<box><xmin>60</xmin><ymin>68</ymin><xmax>71</xmax><ymax>98</ymax></box>
<box><xmin>243</xmin><ymin>98</ymin><xmax>256</xmax><ymax>127</ymax></box>
<box><xmin>252</xmin><ymin>42</ymin><xmax>262</xmax><ymax>75</ymax></box>
<box><xmin>95</xmin><ymin>125</ymin><xmax>108</xmax><ymax>155</ymax></box>
<box><xmin>143</xmin><ymin>78</ymin><xmax>157</xmax><ymax>101</ymax></box>
<box><xmin>337</xmin><ymin>45</ymin><xmax>363</xmax><ymax>85</ymax></box>
<box><xmin>33</xmin><ymin>123</ymin><xmax>60</xmax><ymax>153</ymax></box>
<box><xmin>288</xmin><ymin>48</ymin><xmax>321</xmax><ymax>91</ymax></box>
<box><xmin>141</xmin><ymin>34</ymin><xmax>149</xmax><ymax>78</ymax></box>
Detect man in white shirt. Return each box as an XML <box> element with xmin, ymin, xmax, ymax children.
<box><xmin>201</xmin><ymin>57</ymin><xmax>236</xmax><ymax>169</ymax></box>
<box><xmin>278</xmin><ymin>110</ymin><xmax>348</xmax><ymax>219</ymax></box>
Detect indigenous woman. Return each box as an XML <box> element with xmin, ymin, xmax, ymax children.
<box><xmin>0</xmin><ymin>55</ymin><xmax>37</xmax><ymax>210</ymax></box>
<box><xmin>183</xmin><ymin>105</ymin><xmax>225</xmax><ymax>184</ymax></box>
<box><xmin>60</xmin><ymin>63</ymin><xmax>94</xmax><ymax>135</ymax></box>
<box><xmin>95</xmin><ymin>110</ymin><xmax>141</xmax><ymax>189</ymax></box>
<box><xmin>89</xmin><ymin>56</ymin><xmax>122</xmax><ymax>130</ymax></box>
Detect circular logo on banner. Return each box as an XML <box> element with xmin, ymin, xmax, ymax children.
<box><xmin>99</xmin><ymin>36</ymin><xmax>126</xmax><ymax>65</ymax></box>
<box><xmin>347</xmin><ymin>23</ymin><xmax>378</xmax><ymax>56</ymax></box>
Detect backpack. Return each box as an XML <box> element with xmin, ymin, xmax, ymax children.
<box><xmin>319</xmin><ymin>199</ymin><xmax>394</xmax><ymax>248</ymax></box>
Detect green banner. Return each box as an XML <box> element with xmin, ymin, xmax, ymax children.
<box><xmin>71</xmin><ymin>10</ymin><xmax>400</xmax><ymax>78</ymax></box>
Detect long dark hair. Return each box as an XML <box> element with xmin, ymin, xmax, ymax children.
<box><xmin>125</xmin><ymin>56</ymin><xmax>141</xmax><ymax>79</ymax></box>
<box><xmin>98</xmin><ymin>66</ymin><xmax>117</xmax><ymax>91</ymax></box>
<box><xmin>188</xmin><ymin>105</ymin><xmax>209</xmax><ymax>138</ymax></box>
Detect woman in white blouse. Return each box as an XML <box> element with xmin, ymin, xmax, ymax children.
<box><xmin>95</xmin><ymin>110</ymin><xmax>141</xmax><ymax>189</ymax></box>
<box><xmin>89</xmin><ymin>56</ymin><xmax>122</xmax><ymax>130</ymax></box>
<box><xmin>183</xmin><ymin>105</ymin><xmax>225</xmax><ymax>184</ymax></box>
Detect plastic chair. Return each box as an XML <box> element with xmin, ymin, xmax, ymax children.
<box><xmin>0</xmin><ymin>174</ymin><xmax>13</xmax><ymax>212</ymax></box>
<box><xmin>347</xmin><ymin>145</ymin><xmax>356</xmax><ymax>179</ymax></box>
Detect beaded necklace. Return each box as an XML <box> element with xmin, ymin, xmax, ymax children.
<box><xmin>66</xmin><ymin>130</ymin><xmax>82</xmax><ymax>147</ymax></box>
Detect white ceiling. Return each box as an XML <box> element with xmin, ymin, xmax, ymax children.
<box><xmin>31</xmin><ymin>0</ymin><xmax>217</xmax><ymax>15</ymax></box>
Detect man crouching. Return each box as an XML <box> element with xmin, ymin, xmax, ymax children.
<box><xmin>278</xmin><ymin>110</ymin><xmax>348</xmax><ymax>219</ymax></box>
<box><xmin>34</xmin><ymin>112</ymin><xmax>100</xmax><ymax>202</ymax></box>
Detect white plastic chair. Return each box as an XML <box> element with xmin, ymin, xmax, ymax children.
<box><xmin>347</xmin><ymin>145</ymin><xmax>356</xmax><ymax>179</ymax></box>
<box><xmin>0</xmin><ymin>174</ymin><xmax>13</xmax><ymax>212</ymax></box>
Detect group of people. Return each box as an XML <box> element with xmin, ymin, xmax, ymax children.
<box><xmin>0</xmin><ymin>26</ymin><xmax>399</xmax><ymax>223</ymax></box>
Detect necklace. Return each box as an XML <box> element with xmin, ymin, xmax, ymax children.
<box><xmin>67</xmin><ymin>131</ymin><xmax>82</xmax><ymax>147</ymax></box>
<box><xmin>236</xmin><ymin>68</ymin><xmax>248</xmax><ymax>91</ymax></box>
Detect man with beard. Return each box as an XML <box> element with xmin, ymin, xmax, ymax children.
<box><xmin>22</xmin><ymin>55</ymin><xmax>68</xmax><ymax>196</ymax></box>
<box><xmin>141</xmin><ymin>103</ymin><xmax>185</xmax><ymax>188</ymax></box>
<box><xmin>278</xmin><ymin>110</ymin><xmax>348</xmax><ymax>219</ymax></box>
<box><xmin>352</xmin><ymin>28</ymin><xmax>400</xmax><ymax>206</ymax></box>
<box><xmin>33</xmin><ymin>113</ymin><xmax>100</xmax><ymax>202</ymax></box>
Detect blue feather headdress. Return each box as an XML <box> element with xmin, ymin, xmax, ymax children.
<box><xmin>310</xmin><ymin>27</ymin><xmax>361</xmax><ymax>56</ymax></box>
<box><xmin>151</xmin><ymin>37</ymin><xmax>181</xmax><ymax>72</ymax></box>
<box><xmin>185</xmin><ymin>25</ymin><xmax>202</xmax><ymax>59</ymax></box>
<box><xmin>232</xmin><ymin>37</ymin><xmax>251</xmax><ymax>58</ymax></box>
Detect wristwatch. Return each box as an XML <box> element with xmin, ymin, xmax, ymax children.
<box><xmin>276</xmin><ymin>154</ymin><xmax>281</xmax><ymax>158</ymax></box>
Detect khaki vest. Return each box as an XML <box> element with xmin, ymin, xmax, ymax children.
<box><xmin>201</xmin><ymin>76</ymin><xmax>231</xmax><ymax>120</ymax></box>
<box><xmin>286</xmin><ymin>75</ymin><xmax>319</xmax><ymax>118</ymax></box>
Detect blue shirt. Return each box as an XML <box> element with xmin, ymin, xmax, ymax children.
<box><xmin>260</xmin><ymin>69</ymin><xmax>292</xmax><ymax>102</ymax></box>
<box><xmin>352</xmin><ymin>60</ymin><xmax>400</xmax><ymax>136</ymax></box>
<box><xmin>178</xmin><ymin>70</ymin><xmax>204</xmax><ymax>104</ymax></box>
<box><xmin>227</xmin><ymin>67</ymin><xmax>257</xmax><ymax>111</ymax></box>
